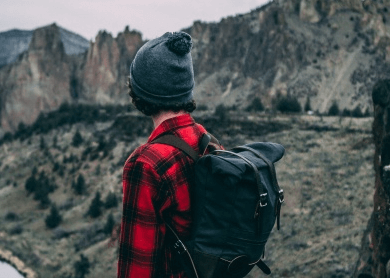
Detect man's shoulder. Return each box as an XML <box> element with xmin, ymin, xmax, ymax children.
<box><xmin>124</xmin><ymin>141</ymin><xmax>186</xmax><ymax>174</ymax></box>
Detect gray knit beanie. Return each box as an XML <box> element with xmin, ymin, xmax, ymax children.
<box><xmin>129</xmin><ymin>31</ymin><xmax>194</xmax><ymax>105</ymax></box>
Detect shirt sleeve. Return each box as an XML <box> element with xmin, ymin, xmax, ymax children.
<box><xmin>117</xmin><ymin>160</ymin><xmax>166</xmax><ymax>278</ymax></box>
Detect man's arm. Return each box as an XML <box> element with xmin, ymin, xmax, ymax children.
<box><xmin>117</xmin><ymin>160</ymin><xmax>165</xmax><ymax>278</ymax></box>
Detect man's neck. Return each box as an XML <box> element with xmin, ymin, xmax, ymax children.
<box><xmin>152</xmin><ymin>110</ymin><xmax>187</xmax><ymax>129</ymax></box>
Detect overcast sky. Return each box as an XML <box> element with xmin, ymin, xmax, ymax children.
<box><xmin>1</xmin><ymin>0</ymin><xmax>270</xmax><ymax>41</ymax></box>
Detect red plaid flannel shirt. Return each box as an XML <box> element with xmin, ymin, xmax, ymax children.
<box><xmin>117</xmin><ymin>114</ymin><xmax>209</xmax><ymax>278</ymax></box>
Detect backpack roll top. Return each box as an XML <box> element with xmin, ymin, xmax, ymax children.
<box><xmin>188</xmin><ymin>142</ymin><xmax>285</xmax><ymax>275</ymax></box>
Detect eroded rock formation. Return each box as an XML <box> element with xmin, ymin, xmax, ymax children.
<box><xmin>80</xmin><ymin>27</ymin><xmax>143</xmax><ymax>103</ymax></box>
<box><xmin>0</xmin><ymin>24</ymin><xmax>71</xmax><ymax>131</ymax></box>
<box><xmin>353</xmin><ymin>79</ymin><xmax>390</xmax><ymax>278</ymax></box>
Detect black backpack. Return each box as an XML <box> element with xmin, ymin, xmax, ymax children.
<box><xmin>153</xmin><ymin>133</ymin><xmax>285</xmax><ymax>278</ymax></box>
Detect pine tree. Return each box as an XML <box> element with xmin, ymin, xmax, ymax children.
<box><xmin>74</xmin><ymin>254</ymin><xmax>90</xmax><ymax>278</ymax></box>
<box><xmin>104</xmin><ymin>213</ymin><xmax>115</xmax><ymax>235</ymax></box>
<box><xmin>352</xmin><ymin>105</ymin><xmax>363</xmax><ymax>118</ymax></box>
<box><xmin>25</xmin><ymin>175</ymin><xmax>37</xmax><ymax>194</ymax></box>
<box><xmin>328</xmin><ymin>101</ymin><xmax>340</xmax><ymax>116</ymax></box>
<box><xmin>104</xmin><ymin>191</ymin><xmax>118</xmax><ymax>209</ymax></box>
<box><xmin>40</xmin><ymin>136</ymin><xmax>46</xmax><ymax>150</ymax></box>
<box><xmin>33</xmin><ymin>171</ymin><xmax>55</xmax><ymax>208</ymax></box>
<box><xmin>246</xmin><ymin>98</ymin><xmax>264</xmax><ymax>112</ymax></box>
<box><xmin>72</xmin><ymin>174</ymin><xmax>86</xmax><ymax>195</ymax></box>
<box><xmin>52</xmin><ymin>135</ymin><xmax>58</xmax><ymax>148</ymax></box>
<box><xmin>45</xmin><ymin>204</ymin><xmax>62</xmax><ymax>229</ymax></box>
<box><xmin>304</xmin><ymin>96</ymin><xmax>312</xmax><ymax>112</ymax></box>
<box><xmin>72</xmin><ymin>130</ymin><xmax>83</xmax><ymax>147</ymax></box>
<box><xmin>87</xmin><ymin>191</ymin><xmax>103</xmax><ymax>218</ymax></box>
<box><xmin>214</xmin><ymin>104</ymin><xmax>228</xmax><ymax>122</ymax></box>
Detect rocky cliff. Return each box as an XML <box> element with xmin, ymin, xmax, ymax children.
<box><xmin>186</xmin><ymin>0</ymin><xmax>390</xmax><ymax>112</ymax></box>
<box><xmin>0</xmin><ymin>24</ymin><xmax>71</xmax><ymax>131</ymax></box>
<box><xmin>79</xmin><ymin>27</ymin><xmax>143</xmax><ymax>103</ymax></box>
<box><xmin>353</xmin><ymin>79</ymin><xmax>390</xmax><ymax>278</ymax></box>
<box><xmin>1</xmin><ymin>0</ymin><xmax>390</xmax><ymax>132</ymax></box>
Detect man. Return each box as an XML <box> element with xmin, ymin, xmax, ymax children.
<box><xmin>117</xmin><ymin>31</ymin><xmax>211</xmax><ymax>278</ymax></box>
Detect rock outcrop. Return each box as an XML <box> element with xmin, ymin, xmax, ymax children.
<box><xmin>79</xmin><ymin>27</ymin><xmax>143</xmax><ymax>103</ymax></box>
<box><xmin>353</xmin><ymin>79</ymin><xmax>390</xmax><ymax>278</ymax></box>
<box><xmin>0</xmin><ymin>24</ymin><xmax>71</xmax><ymax>131</ymax></box>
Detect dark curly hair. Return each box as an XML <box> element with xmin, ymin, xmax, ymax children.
<box><xmin>127</xmin><ymin>76</ymin><xmax>196</xmax><ymax>116</ymax></box>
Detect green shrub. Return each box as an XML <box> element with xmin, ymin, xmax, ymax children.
<box><xmin>74</xmin><ymin>254</ymin><xmax>90</xmax><ymax>278</ymax></box>
<box><xmin>246</xmin><ymin>98</ymin><xmax>264</xmax><ymax>112</ymax></box>
<box><xmin>9</xmin><ymin>224</ymin><xmax>23</xmax><ymax>235</ymax></box>
<box><xmin>275</xmin><ymin>95</ymin><xmax>301</xmax><ymax>113</ymax></box>
<box><xmin>342</xmin><ymin>108</ymin><xmax>351</xmax><ymax>117</ymax></box>
<box><xmin>33</xmin><ymin>171</ymin><xmax>55</xmax><ymax>208</ymax></box>
<box><xmin>214</xmin><ymin>104</ymin><xmax>228</xmax><ymax>121</ymax></box>
<box><xmin>5</xmin><ymin>211</ymin><xmax>18</xmax><ymax>221</ymax></box>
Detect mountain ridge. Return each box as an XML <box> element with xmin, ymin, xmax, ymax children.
<box><xmin>0</xmin><ymin>0</ymin><xmax>390</xmax><ymax>134</ymax></box>
<box><xmin>0</xmin><ymin>24</ymin><xmax>89</xmax><ymax>69</ymax></box>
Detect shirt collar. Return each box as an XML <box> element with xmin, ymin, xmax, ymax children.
<box><xmin>147</xmin><ymin>114</ymin><xmax>196</xmax><ymax>142</ymax></box>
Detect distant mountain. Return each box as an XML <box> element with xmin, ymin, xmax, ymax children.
<box><xmin>0</xmin><ymin>25</ymin><xmax>89</xmax><ymax>68</ymax></box>
<box><xmin>0</xmin><ymin>29</ymin><xmax>32</xmax><ymax>68</ymax></box>
<box><xmin>58</xmin><ymin>27</ymin><xmax>90</xmax><ymax>55</ymax></box>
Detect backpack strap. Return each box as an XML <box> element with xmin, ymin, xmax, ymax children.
<box><xmin>166</xmin><ymin>223</ymin><xmax>200</xmax><ymax>278</ymax></box>
<box><xmin>256</xmin><ymin>259</ymin><xmax>271</xmax><ymax>275</ymax></box>
<box><xmin>152</xmin><ymin>135</ymin><xmax>199</xmax><ymax>161</ymax></box>
<box><xmin>152</xmin><ymin>133</ymin><xmax>218</xmax><ymax>161</ymax></box>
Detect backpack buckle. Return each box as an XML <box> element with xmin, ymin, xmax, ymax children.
<box><xmin>173</xmin><ymin>239</ymin><xmax>187</xmax><ymax>255</ymax></box>
<box><xmin>254</xmin><ymin>194</ymin><xmax>268</xmax><ymax>218</ymax></box>
<box><xmin>259</xmin><ymin>193</ymin><xmax>268</xmax><ymax>207</ymax></box>
<box><xmin>278</xmin><ymin>189</ymin><xmax>284</xmax><ymax>204</ymax></box>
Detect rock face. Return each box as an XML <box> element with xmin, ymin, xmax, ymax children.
<box><xmin>0</xmin><ymin>24</ymin><xmax>71</xmax><ymax>131</ymax></box>
<box><xmin>79</xmin><ymin>27</ymin><xmax>143</xmax><ymax>103</ymax></box>
<box><xmin>353</xmin><ymin>79</ymin><xmax>390</xmax><ymax>278</ymax></box>
<box><xmin>1</xmin><ymin>0</ymin><xmax>390</xmax><ymax>132</ymax></box>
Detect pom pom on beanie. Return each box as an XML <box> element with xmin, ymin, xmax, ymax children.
<box><xmin>166</xmin><ymin>32</ymin><xmax>193</xmax><ymax>55</ymax></box>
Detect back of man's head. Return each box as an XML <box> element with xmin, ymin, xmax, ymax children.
<box><xmin>128</xmin><ymin>32</ymin><xmax>196</xmax><ymax>116</ymax></box>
